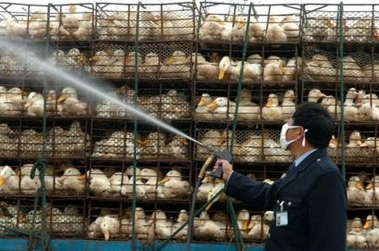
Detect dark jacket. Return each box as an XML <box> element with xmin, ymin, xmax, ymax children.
<box><xmin>225</xmin><ymin>148</ymin><xmax>347</xmax><ymax>251</ymax></box>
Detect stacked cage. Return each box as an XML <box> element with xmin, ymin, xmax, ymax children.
<box><xmin>0</xmin><ymin>1</ymin><xmax>198</xmax><ymax>244</ymax></box>
<box><xmin>302</xmin><ymin>4</ymin><xmax>379</xmax><ymax>250</ymax></box>
<box><xmin>191</xmin><ymin>1</ymin><xmax>302</xmax><ymax>245</ymax></box>
<box><xmin>1</xmin><ymin>1</ymin><xmax>379</xmax><ymax>250</ymax></box>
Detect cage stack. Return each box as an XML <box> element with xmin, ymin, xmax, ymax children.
<box><xmin>0</xmin><ymin>0</ymin><xmax>198</xmax><ymax>245</ymax></box>
<box><xmin>191</xmin><ymin>1</ymin><xmax>302</xmax><ymax>244</ymax></box>
<box><xmin>302</xmin><ymin>3</ymin><xmax>379</xmax><ymax>250</ymax></box>
<box><xmin>1</xmin><ymin>1</ymin><xmax>379</xmax><ymax>250</ymax></box>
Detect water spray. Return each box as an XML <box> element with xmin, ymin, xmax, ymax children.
<box><xmin>0</xmin><ymin>38</ymin><xmax>235</xmax><ymax>248</ymax></box>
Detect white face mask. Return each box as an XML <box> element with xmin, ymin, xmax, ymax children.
<box><xmin>280</xmin><ymin>123</ymin><xmax>301</xmax><ymax>150</ymax></box>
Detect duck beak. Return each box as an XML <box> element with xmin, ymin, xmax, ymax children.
<box><xmin>164</xmin><ymin>56</ymin><xmax>175</xmax><ymax>65</ymax></box>
<box><xmin>58</xmin><ymin>95</ymin><xmax>66</xmax><ymax>103</ymax></box>
<box><xmin>265</xmin><ymin>98</ymin><xmax>273</xmax><ymax>107</ymax></box>
<box><xmin>160</xmin><ymin>176</ymin><xmax>169</xmax><ymax>184</ymax></box>
<box><xmin>355</xmin><ymin>181</ymin><xmax>364</xmax><ymax>190</ymax></box>
<box><xmin>198</xmin><ymin>97</ymin><xmax>205</xmax><ymax>106</ymax></box>
<box><xmin>218</xmin><ymin>69</ymin><xmax>225</xmax><ymax>80</ymax></box>
<box><xmin>181</xmin><ymin>138</ymin><xmax>189</xmax><ymax>145</ymax></box>
<box><xmin>241</xmin><ymin>220</ymin><xmax>249</xmax><ymax>231</ymax></box>
<box><xmin>24</xmin><ymin>101</ymin><xmax>32</xmax><ymax>108</ymax></box>
<box><xmin>57</xmin><ymin>176</ymin><xmax>66</xmax><ymax>183</ymax></box>
<box><xmin>363</xmin><ymin>220</ymin><xmax>371</xmax><ymax>229</ymax></box>
<box><xmin>77</xmin><ymin>174</ymin><xmax>86</xmax><ymax>181</ymax></box>
<box><xmin>206</xmin><ymin>100</ymin><xmax>218</xmax><ymax>111</ymax></box>
<box><xmin>326</xmin><ymin>19</ymin><xmax>336</xmax><ymax>28</ymax></box>
<box><xmin>365</xmin><ymin>182</ymin><xmax>373</xmax><ymax>190</ymax></box>
<box><xmin>237</xmin><ymin>21</ymin><xmax>245</xmax><ymax>30</ymax></box>
<box><xmin>103</xmin><ymin>229</ymin><xmax>110</xmax><ymax>241</ymax></box>
<box><xmin>0</xmin><ymin>177</ymin><xmax>4</xmax><ymax>186</ymax></box>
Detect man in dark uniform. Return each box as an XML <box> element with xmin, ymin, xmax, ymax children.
<box><xmin>215</xmin><ymin>102</ymin><xmax>347</xmax><ymax>251</ymax></box>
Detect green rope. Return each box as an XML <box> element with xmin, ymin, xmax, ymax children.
<box><xmin>157</xmin><ymin>187</ymin><xmax>226</xmax><ymax>251</ymax></box>
<box><xmin>338</xmin><ymin>2</ymin><xmax>346</xmax><ymax>182</ymax></box>
<box><xmin>224</xmin><ymin>3</ymin><xmax>256</xmax><ymax>251</ymax></box>
<box><xmin>26</xmin><ymin>5</ymin><xmax>55</xmax><ymax>248</ymax></box>
<box><xmin>129</xmin><ymin>2</ymin><xmax>145</xmax><ymax>249</ymax></box>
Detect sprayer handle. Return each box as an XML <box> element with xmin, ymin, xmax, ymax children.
<box><xmin>208</xmin><ymin>165</ymin><xmax>224</xmax><ymax>179</ymax></box>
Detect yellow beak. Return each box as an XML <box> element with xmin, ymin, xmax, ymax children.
<box><xmin>206</xmin><ymin>100</ymin><xmax>218</xmax><ymax>111</ymax></box>
<box><xmin>218</xmin><ymin>69</ymin><xmax>226</xmax><ymax>80</ymax></box>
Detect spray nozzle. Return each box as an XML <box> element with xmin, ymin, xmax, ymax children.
<box><xmin>204</xmin><ymin>150</ymin><xmax>233</xmax><ymax>179</ymax></box>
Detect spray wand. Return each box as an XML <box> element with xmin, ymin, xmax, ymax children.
<box><xmin>186</xmin><ymin>144</ymin><xmax>233</xmax><ymax>250</ymax></box>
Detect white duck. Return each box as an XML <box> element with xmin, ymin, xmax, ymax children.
<box><xmin>218</xmin><ymin>56</ymin><xmax>238</xmax><ymax>81</ymax></box>
<box><xmin>342</xmin><ymin>56</ymin><xmax>368</xmax><ymax>83</ymax></box>
<box><xmin>24</xmin><ymin>91</ymin><xmax>57</xmax><ymax>116</ymax></box>
<box><xmin>197</xmin><ymin>175</ymin><xmax>215</xmax><ymax>201</ymax></box>
<box><xmin>160</xmin><ymin>50</ymin><xmax>190</xmax><ymax>79</ymax></box>
<box><xmin>236</xmin><ymin>209</ymin><xmax>251</xmax><ymax>239</ymax></box>
<box><xmin>281</xmin><ymin>89</ymin><xmax>296</xmax><ymax>120</ymax></box>
<box><xmin>19</xmin><ymin>164</ymin><xmax>41</xmax><ymax>194</ymax></box>
<box><xmin>58</xmin><ymin>87</ymin><xmax>89</xmax><ymax>116</ymax></box>
<box><xmin>307</xmin><ymin>88</ymin><xmax>327</xmax><ymax>103</ymax></box>
<box><xmin>132</xmin><ymin>207</ymin><xmax>155</xmax><ymax>241</ymax></box>
<box><xmin>347</xmin><ymin>175</ymin><xmax>366</xmax><ymax>205</ymax></box>
<box><xmin>87</xmin><ymin>168</ymin><xmax>111</xmax><ymax>196</ymax></box>
<box><xmin>365</xmin><ymin>176</ymin><xmax>379</xmax><ymax>205</ymax></box>
<box><xmin>247</xmin><ymin>211</ymin><xmax>273</xmax><ymax>241</ymax></box>
<box><xmin>160</xmin><ymin>169</ymin><xmax>190</xmax><ymax>199</ymax></box>
<box><xmin>1</xmin><ymin>87</ymin><xmax>27</xmax><ymax>115</ymax></box>
<box><xmin>198</xmin><ymin>14</ymin><xmax>226</xmax><ymax>41</ymax></box>
<box><xmin>100</xmin><ymin>215</ymin><xmax>121</xmax><ymax>241</ymax></box>
<box><xmin>189</xmin><ymin>52</ymin><xmax>218</xmax><ymax>80</ymax></box>
<box><xmin>206</xmin><ymin>97</ymin><xmax>236</xmax><ymax>121</ymax></box>
<box><xmin>265</xmin><ymin>16</ymin><xmax>287</xmax><ymax>44</ymax></box>
<box><xmin>235</xmin><ymin>133</ymin><xmax>263</xmax><ymax>162</ymax></box>
<box><xmin>231</xmin><ymin>60</ymin><xmax>262</xmax><ymax>83</ymax></box>
<box><xmin>204</xmin><ymin>178</ymin><xmax>225</xmax><ymax>211</ymax></box>
<box><xmin>0</xmin><ymin>165</ymin><xmax>19</xmax><ymax>194</ymax></box>
<box><xmin>148</xmin><ymin>209</ymin><xmax>173</xmax><ymax>239</ymax></box>
<box><xmin>140</xmin><ymin>167</ymin><xmax>164</xmax><ymax>200</ymax></box>
<box><xmin>234</xmin><ymin>88</ymin><xmax>261</xmax><ymax>122</ymax></box>
<box><xmin>194</xmin><ymin>93</ymin><xmax>214</xmax><ymax>121</ymax></box>
<box><xmin>262</xmin><ymin>93</ymin><xmax>284</xmax><ymax>121</ymax></box>
<box><xmin>120</xmin><ymin>174</ymin><xmax>146</xmax><ymax>199</ymax></box>
<box><xmin>263</xmin><ymin>56</ymin><xmax>285</xmax><ymax>82</ymax></box>
<box><xmin>194</xmin><ymin>210</ymin><xmax>226</xmax><ymax>240</ymax></box>
<box><xmin>172</xmin><ymin>209</ymin><xmax>189</xmax><ymax>241</ymax></box>
<box><xmin>346</xmin><ymin>217</ymin><xmax>367</xmax><ymax>248</ymax></box>
<box><xmin>280</xmin><ymin>15</ymin><xmax>299</xmax><ymax>42</ymax></box>
<box><xmin>343</xmin><ymin>87</ymin><xmax>359</xmax><ymax>122</ymax></box>
<box><xmin>57</xmin><ymin>165</ymin><xmax>85</xmax><ymax>195</ymax></box>
<box><xmin>108</xmin><ymin>171</ymin><xmax>129</xmax><ymax>195</ymax></box>
<box><xmin>365</xmin><ymin>214</ymin><xmax>379</xmax><ymax>248</ymax></box>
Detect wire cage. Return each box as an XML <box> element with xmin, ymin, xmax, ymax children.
<box><xmin>90</xmin><ymin>120</ymin><xmax>139</xmax><ymax>160</ymax></box>
<box><xmin>127</xmin><ymin>126</ymin><xmax>191</xmax><ymax>161</ymax></box>
<box><xmin>47</xmin><ymin>3</ymin><xmax>95</xmax><ymax>42</ymax></box>
<box><xmin>2</xmin><ymin>1</ymin><xmax>379</xmax><ymax>249</ymax></box>
<box><xmin>302</xmin><ymin>46</ymin><xmax>339</xmax><ymax>83</ymax></box>
<box><xmin>87</xmin><ymin>200</ymin><xmax>135</xmax><ymax>241</ymax></box>
<box><xmin>0</xmin><ymin>42</ymin><xmax>47</xmax><ymax>77</ymax></box>
<box><xmin>302</xmin><ymin>4</ymin><xmax>340</xmax><ymax>43</ymax></box>
<box><xmin>47</xmin><ymin>199</ymin><xmax>86</xmax><ymax>238</ymax></box>
<box><xmin>0</xmin><ymin>2</ymin><xmax>49</xmax><ymax>40</ymax></box>
<box><xmin>137</xmin><ymin>86</ymin><xmax>192</xmax><ymax>121</ymax></box>
<box><xmin>342</xmin><ymin>4</ymin><xmax>379</xmax><ymax>44</ymax></box>
<box><xmin>197</xmin><ymin>2</ymin><xmax>301</xmax><ymax>48</ymax></box>
<box><xmin>95</xmin><ymin>2</ymin><xmax>196</xmax><ymax>42</ymax></box>
<box><xmin>0</xmin><ymin>121</ymin><xmax>19</xmax><ymax>158</ymax></box>
<box><xmin>47</xmin><ymin>42</ymin><xmax>92</xmax><ymax>74</ymax></box>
